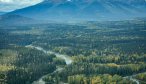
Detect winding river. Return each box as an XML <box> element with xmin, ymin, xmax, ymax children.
<box><xmin>124</xmin><ymin>73</ymin><xmax>142</xmax><ymax>84</ymax></box>
<box><xmin>25</xmin><ymin>45</ymin><xmax>73</xmax><ymax>84</ymax></box>
<box><xmin>26</xmin><ymin>45</ymin><xmax>140</xmax><ymax>84</ymax></box>
<box><xmin>124</xmin><ymin>76</ymin><xmax>139</xmax><ymax>84</ymax></box>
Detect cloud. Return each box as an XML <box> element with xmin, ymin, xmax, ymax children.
<box><xmin>0</xmin><ymin>0</ymin><xmax>43</xmax><ymax>12</ymax></box>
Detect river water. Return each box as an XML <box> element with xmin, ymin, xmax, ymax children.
<box><xmin>25</xmin><ymin>45</ymin><xmax>73</xmax><ymax>84</ymax></box>
<box><xmin>26</xmin><ymin>45</ymin><xmax>140</xmax><ymax>84</ymax></box>
<box><xmin>124</xmin><ymin>75</ymin><xmax>140</xmax><ymax>84</ymax></box>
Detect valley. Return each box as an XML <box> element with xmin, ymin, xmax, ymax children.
<box><xmin>0</xmin><ymin>19</ymin><xmax>146</xmax><ymax>84</ymax></box>
<box><xmin>0</xmin><ymin>0</ymin><xmax>146</xmax><ymax>84</ymax></box>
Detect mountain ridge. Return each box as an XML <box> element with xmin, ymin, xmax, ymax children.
<box><xmin>0</xmin><ymin>14</ymin><xmax>46</xmax><ymax>26</ymax></box>
<box><xmin>3</xmin><ymin>0</ymin><xmax>146</xmax><ymax>21</ymax></box>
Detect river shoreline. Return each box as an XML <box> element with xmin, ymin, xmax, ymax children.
<box><xmin>26</xmin><ymin>45</ymin><xmax>141</xmax><ymax>84</ymax></box>
<box><xmin>25</xmin><ymin>45</ymin><xmax>73</xmax><ymax>84</ymax></box>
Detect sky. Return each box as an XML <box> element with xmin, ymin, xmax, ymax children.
<box><xmin>0</xmin><ymin>0</ymin><xmax>43</xmax><ymax>12</ymax></box>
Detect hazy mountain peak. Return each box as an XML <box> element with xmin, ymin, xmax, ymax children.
<box><xmin>44</xmin><ymin>0</ymin><xmax>67</xmax><ymax>3</ymax></box>
<box><xmin>2</xmin><ymin>0</ymin><xmax>146</xmax><ymax>21</ymax></box>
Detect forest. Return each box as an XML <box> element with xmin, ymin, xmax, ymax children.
<box><xmin>0</xmin><ymin>19</ymin><xmax>146</xmax><ymax>84</ymax></box>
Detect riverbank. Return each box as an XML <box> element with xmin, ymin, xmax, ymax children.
<box><xmin>26</xmin><ymin>45</ymin><xmax>73</xmax><ymax>84</ymax></box>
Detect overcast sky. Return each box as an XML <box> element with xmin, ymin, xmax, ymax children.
<box><xmin>0</xmin><ymin>0</ymin><xmax>43</xmax><ymax>12</ymax></box>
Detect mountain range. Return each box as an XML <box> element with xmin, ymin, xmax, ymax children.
<box><xmin>0</xmin><ymin>14</ymin><xmax>39</xmax><ymax>26</ymax></box>
<box><xmin>1</xmin><ymin>0</ymin><xmax>146</xmax><ymax>22</ymax></box>
<box><xmin>0</xmin><ymin>12</ymin><xmax>6</xmax><ymax>15</ymax></box>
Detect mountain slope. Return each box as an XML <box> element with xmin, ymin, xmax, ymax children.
<box><xmin>0</xmin><ymin>12</ymin><xmax>6</xmax><ymax>15</ymax></box>
<box><xmin>0</xmin><ymin>14</ymin><xmax>39</xmax><ymax>26</ymax></box>
<box><xmin>6</xmin><ymin>0</ymin><xmax>146</xmax><ymax>21</ymax></box>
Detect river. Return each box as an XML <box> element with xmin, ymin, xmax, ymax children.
<box><xmin>26</xmin><ymin>45</ymin><xmax>140</xmax><ymax>84</ymax></box>
<box><xmin>124</xmin><ymin>74</ymin><xmax>140</xmax><ymax>84</ymax></box>
<box><xmin>25</xmin><ymin>45</ymin><xmax>73</xmax><ymax>84</ymax></box>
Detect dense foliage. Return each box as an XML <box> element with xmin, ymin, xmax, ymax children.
<box><xmin>0</xmin><ymin>19</ymin><xmax>146</xmax><ymax>84</ymax></box>
<box><xmin>0</xmin><ymin>47</ymin><xmax>56</xmax><ymax>84</ymax></box>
